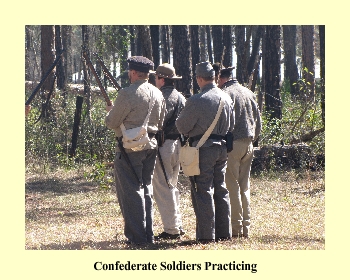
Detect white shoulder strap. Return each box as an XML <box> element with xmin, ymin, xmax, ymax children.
<box><xmin>142</xmin><ymin>93</ymin><xmax>155</xmax><ymax>127</ymax></box>
<box><xmin>120</xmin><ymin>93</ymin><xmax>155</xmax><ymax>131</ymax></box>
<box><xmin>196</xmin><ymin>98</ymin><xmax>225</xmax><ymax>148</ymax></box>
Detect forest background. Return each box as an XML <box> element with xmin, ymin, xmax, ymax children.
<box><xmin>24</xmin><ymin>25</ymin><xmax>325</xmax><ymax>170</ymax></box>
<box><xmin>1</xmin><ymin>1</ymin><xmax>348</xmax><ymax>279</ymax></box>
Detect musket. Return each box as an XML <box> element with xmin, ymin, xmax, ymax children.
<box><xmin>117</xmin><ymin>137</ymin><xmax>143</xmax><ymax>187</ymax></box>
<box><xmin>93</xmin><ymin>52</ymin><xmax>122</xmax><ymax>91</ymax></box>
<box><xmin>82</xmin><ymin>47</ymin><xmax>141</xmax><ymax>186</ymax></box>
<box><xmin>25</xmin><ymin>49</ymin><xmax>65</xmax><ymax>105</ymax></box>
<box><xmin>81</xmin><ymin>47</ymin><xmax>112</xmax><ymax>106</ymax></box>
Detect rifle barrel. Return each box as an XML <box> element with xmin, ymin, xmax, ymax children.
<box><xmin>82</xmin><ymin>49</ymin><xmax>112</xmax><ymax>106</ymax></box>
<box><xmin>93</xmin><ymin>53</ymin><xmax>122</xmax><ymax>91</ymax></box>
<box><xmin>25</xmin><ymin>50</ymin><xmax>65</xmax><ymax>105</ymax></box>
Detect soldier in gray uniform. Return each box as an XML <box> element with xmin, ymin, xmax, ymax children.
<box><xmin>218</xmin><ymin>67</ymin><xmax>262</xmax><ymax>238</ymax></box>
<box><xmin>176</xmin><ymin>62</ymin><xmax>234</xmax><ymax>243</ymax></box>
<box><xmin>150</xmin><ymin>63</ymin><xmax>187</xmax><ymax>240</ymax></box>
<box><xmin>105</xmin><ymin>56</ymin><xmax>166</xmax><ymax>244</ymax></box>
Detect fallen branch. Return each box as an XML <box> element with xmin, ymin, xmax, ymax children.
<box><xmin>290</xmin><ymin>127</ymin><xmax>325</xmax><ymax>144</ymax></box>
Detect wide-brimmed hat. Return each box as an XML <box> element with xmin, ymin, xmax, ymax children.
<box><xmin>150</xmin><ymin>63</ymin><xmax>182</xmax><ymax>79</ymax></box>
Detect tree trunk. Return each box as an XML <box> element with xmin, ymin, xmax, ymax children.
<box><xmin>41</xmin><ymin>25</ymin><xmax>55</xmax><ymax>92</ymax></box>
<box><xmin>206</xmin><ymin>25</ymin><xmax>213</xmax><ymax>64</ymax></box>
<box><xmin>150</xmin><ymin>25</ymin><xmax>160</xmax><ymax>69</ymax></box>
<box><xmin>61</xmin><ymin>25</ymin><xmax>72</xmax><ymax>84</ymax></box>
<box><xmin>235</xmin><ymin>25</ymin><xmax>245</xmax><ymax>84</ymax></box>
<box><xmin>319</xmin><ymin>25</ymin><xmax>325</xmax><ymax>126</ymax></box>
<box><xmin>190</xmin><ymin>25</ymin><xmax>200</xmax><ymax>94</ymax></box>
<box><xmin>199</xmin><ymin>25</ymin><xmax>207</xmax><ymax>61</ymax></box>
<box><xmin>264</xmin><ymin>25</ymin><xmax>282</xmax><ymax>120</ymax></box>
<box><xmin>55</xmin><ymin>25</ymin><xmax>66</xmax><ymax>90</ymax></box>
<box><xmin>161</xmin><ymin>25</ymin><xmax>170</xmax><ymax>63</ymax></box>
<box><xmin>25</xmin><ymin>26</ymin><xmax>31</xmax><ymax>81</ymax></box>
<box><xmin>69</xmin><ymin>96</ymin><xmax>84</xmax><ymax>158</ymax></box>
<box><xmin>301</xmin><ymin>25</ymin><xmax>315</xmax><ymax>99</ymax></box>
<box><xmin>247</xmin><ymin>25</ymin><xmax>263</xmax><ymax>76</ymax></box>
<box><xmin>118</xmin><ymin>25</ymin><xmax>129</xmax><ymax>88</ymax></box>
<box><xmin>82</xmin><ymin>25</ymin><xmax>91</xmax><ymax>118</ymax></box>
<box><xmin>212</xmin><ymin>25</ymin><xmax>223</xmax><ymax>64</ymax></box>
<box><xmin>172</xmin><ymin>25</ymin><xmax>192</xmax><ymax>98</ymax></box>
<box><xmin>129</xmin><ymin>25</ymin><xmax>136</xmax><ymax>56</ymax></box>
<box><xmin>283</xmin><ymin>25</ymin><xmax>299</xmax><ymax>97</ymax></box>
<box><xmin>222</xmin><ymin>25</ymin><xmax>233</xmax><ymax>68</ymax></box>
<box><xmin>136</xmin><ymin>25</ymin><xmax>153</xmax><ymax>60</ymax></box>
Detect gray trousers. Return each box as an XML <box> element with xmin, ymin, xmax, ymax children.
<box><xmin>191</xmin><ymin>145</ymin><xmax>232</xmax><ymax>240</ymax></box>
<box><xmin>153</xmin><ymin>139</ymin><xmax>183</xmax><ymax>234</ymax></box>
<box><xmin>114</xmin><ymin>148</ymin><xmax>157</xmax><ymax>243</ymax></box>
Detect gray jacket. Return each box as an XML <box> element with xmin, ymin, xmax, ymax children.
<box><xmin>176</xmin><ymin>83</ymin><xmax>234</xmax><ymax>148</ymax></box>
<box><xmin>105</xmin><ymin>79</ymin><xmax>166</xmax><ymax>150</ymax></box>
<box><xmin>221</xmin><ymin>79</ymin><xmax>262</xmax><ymax>141</ymax></box>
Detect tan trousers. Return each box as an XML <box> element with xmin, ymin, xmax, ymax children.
<box><xmin>225</xmin><ymin>138</ymin><xmax>254</xmax><ymax>236</ymax></box>
<box><xmin>153</xmin><ymin>139</ymin><xmax>183</xmax><ymax>235</ymax></box>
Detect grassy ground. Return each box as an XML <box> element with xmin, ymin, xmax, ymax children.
<box><xmin>25</xmin><ymin>167</ymin><xmax>325</xmax><ymax>250</ymax></box>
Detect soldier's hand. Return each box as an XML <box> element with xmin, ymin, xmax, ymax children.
<box><xmin>25</xmin><ymin>105</ymin><xmax>31</xmax><ymax>117</ymax></box>
<box><xmin>106</xmin><ymin>105</ymin><xmax>114</xmax><ymax>112</ymax></box>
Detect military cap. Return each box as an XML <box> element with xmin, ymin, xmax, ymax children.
<box><xmin>220</xmin><ymin>66</ymin><xmax>235</xmax><ymax>77</ymax></box>
<box><xmin>127</xmin><ymin>56</ymin><xmax>154</xmax><ymax>73</ymax></box>
<box><xmin>195</xmin><ymin>61</ymin><xmax>215</xmax><ymax>78</ymax></box>
<box><xmin>150</xmin><ymin>63</ymin><xmax>182</xmax><ymax>79</ymax></box>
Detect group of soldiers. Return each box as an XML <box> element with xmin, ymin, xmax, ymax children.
<box><xmin>105</xmin><ymin>55</ymin><xmax>262</xmax><ymax>245</ymax></box>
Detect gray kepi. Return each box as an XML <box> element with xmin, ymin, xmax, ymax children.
<box><xmin>195</xmin><ymin>61</ymin><xmax>215</xmax><ymax>78</ymax></box>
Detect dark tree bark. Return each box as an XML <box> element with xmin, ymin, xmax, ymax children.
<box><xmin>136</xmin><ymin>25</ymin><xmax>153</xmax><ymax>60</ymax></box>
<box><xmin>190</xmin><ymin>25</ymin><xmax>200</xmax><ymax>94</ymax></box>
<box><xmin>41</xmin><ymin>25</ymin><xmax>55</xmax><ymax>92</ymax></box>
<box><xmin>150</xmin><ymin>25</ymin><xmax>160</xmax><ymax>69</ymax></box>
<box><xmin>301</xmin><ymin>25</ymin><xmax>315</xmax><ymax>99</ymax></box>
<box><xmin>212</xmin><ymin>25</ymin><xmax>223</xmax><ymax>63</ymax></box>
<box><xmin>235</xmin><ymin>25</ymin><xmax>245</xmax><ymax>84</ymax></box>
<box><xmin>129</xmin><ymin>25</ymin><xmax>136</xmax><ymax>56</ymax></box>
<box><xmin>69</xmin><ymin>96</ymin><xmax>84</xmax><ymax>158</ymax></box>
<box><xmin>161</xmin><ymin>25</ymin><xmax>170</xmax><ymax>63</ymax></box>
<box><xmin>319</xmin><ymin>25</ymin><xmax>325</xmax><ymax>126</ymax></box>
<box><xmin>25</xmin><ymin>26</ymin><xmax>31</xmax><ymax>81</ymax></box>
<box><xmin>118</xmin><ymin>25</ymin><xmax>129</xmax><ymax>88</ymax></box>
<box><xmin>61</xmin><ymin>25</ymin><xmax>72</xmax><ymax>84</ymax></box>
<box><xmin>55</xmin><ymin>25</ymin><xmax>66</xmax><ymax>90</ymax></box>
<box><xmin>199</xmin><ymin>25</ymin><xmax>207</xmax><ymax>61</ymax></box>
<box><xmin>82</xmin><ymin>25</ymin><xmax>91</xmax><ymax>116</ymax></box>
<box><xmin>135</xmin><ymin>26</ymin><xmax>142</xmax><ymax>56</ymax></box>
<box><xmin>247</xmin><ymin>25</ymin><xmax>264</xmax><ymax>76</ymax></box>
<box><xmin>222</xmin><ymin>25</ymin><xmax>233</xmax><ymax>68</ymax></box>
<box><xmin>172</xmin><ymin>25</ymin><xmax>192</xmax><ymax>98</ymax></box>
<box><xmin>283</xmin><ymin>25</ymin><xmax>299</xmax><ymax>96</ymax></box>
<box><xmin>264</xmin><ymin>25</ymin><xmax>282</xmax><ymax>120</ymax></box>
<box><xmin>206</xmin><ymin>25</ymin><xmax>213</xmax><ymax>64</ymax></box>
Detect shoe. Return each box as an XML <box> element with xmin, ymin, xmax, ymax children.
<box><xmin>197</xmin><ymin>239</ymin><xmax>215</xmax><ymax>244</ymax></box>
<box><xmin>232</xmin><ymin>234</ymin><xmax>249</xmax><ymax>238</ymax></box>
<box><xmin>154</xmin><ymin>232</ymin><xmax>180</xmax><ymax>240</ymax></box>
<box><xmin>215</xmin><ymin>237</ymin><xmax>231</xmax><ymax>242</ymax></box>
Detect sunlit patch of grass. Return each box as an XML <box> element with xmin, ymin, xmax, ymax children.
<box><xmin>25</xmin><ymin>168</ymin><xmax>324</xmax><ymax>250</ymax></box>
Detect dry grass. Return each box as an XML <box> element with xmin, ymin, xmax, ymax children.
<box><xmin>25</xmin><ymin>167</ymin><xmax>324</xmax><ymax>250</ymax></box>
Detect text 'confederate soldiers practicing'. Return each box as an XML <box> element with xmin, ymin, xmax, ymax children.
<box><xmin>103</xmin><ymin>55</ymin><xmax>261</xmax><ymax>245</ymax></box>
